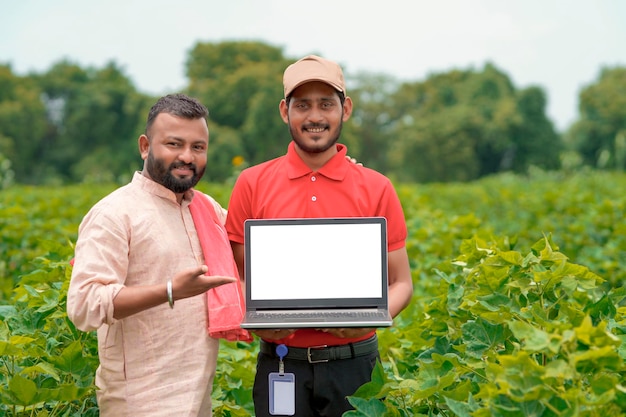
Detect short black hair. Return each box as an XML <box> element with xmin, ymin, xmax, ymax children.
<box><xmin>145</xmin><ymin>93</ymin><xmax>209</xmax><ymax>136</ymax></box>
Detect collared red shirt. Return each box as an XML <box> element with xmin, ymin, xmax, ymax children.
<box><xmin>225</xmin><ymin>142</ymin><xmax>408</xmax><ymax>347</ymax></box>
<box><xmin>67</xmin><ymin>172</ymin><xmax>226</xmax><ymax>417</ymax></box>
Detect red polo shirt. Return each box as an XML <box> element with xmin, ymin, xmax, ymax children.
<box><xmin>226</xmin><ymin>142</ymin><xmax>407</xmax><ymax>347</ymax></box>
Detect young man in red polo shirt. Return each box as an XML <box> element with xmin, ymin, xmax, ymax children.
<box><xmin>225</xmin><ymin>55</ymin><xmax>413</xmax><ymax>417</ymax></box>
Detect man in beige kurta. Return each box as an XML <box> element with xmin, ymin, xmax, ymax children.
<box><xmin>69</xmin><ymin>173</ymin><xmax>228</xmax><ymax>416</ymax></box>
<box><xmin>67</xmin><ymin>94</ymin><xmax>238</xmax><ymax>417</ymax></box>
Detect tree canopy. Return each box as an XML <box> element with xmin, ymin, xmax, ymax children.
<box><xmin>0</xmin><ymin>41</ymin><xmax>623</xmax><ymax>186</ymax></box>
<box><xmin>386</xmin><ymin>64</ymin><xmax>561</xmax><ymax>182</ymax></box>
<box><xmin>566</xmin><ymin>67</ymin><xmax>626</xmax><ymax>170</ymax></box>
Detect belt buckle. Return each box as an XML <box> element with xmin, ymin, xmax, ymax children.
<box><xmin>307</xmin><ymin>345</ymin><xmax>329</xmax><ymax>364</ymax></box>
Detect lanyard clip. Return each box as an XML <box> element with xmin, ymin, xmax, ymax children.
<box><xmin>276</xmin><ymin>344</ymin><xmax>288</xmax><ymax>375</ymax></box>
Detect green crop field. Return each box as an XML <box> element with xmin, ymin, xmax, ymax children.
<box><xmin>1</xmin><ymin>169</ymin><xmax>625</xmax><ymax>416</ymax></box>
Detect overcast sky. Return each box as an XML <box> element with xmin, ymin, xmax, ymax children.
<box><xmin>2</xmin><ymin>0</ymin><xmax>625</xmax><ymax>132</ymax></box>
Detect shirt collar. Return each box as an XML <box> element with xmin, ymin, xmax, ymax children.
<box><xmin>285</xmin><ymin>141</ymin><xmax>350</xmax><ymax>181</ymax></box>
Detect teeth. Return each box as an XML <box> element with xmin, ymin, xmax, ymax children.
<box><xmin>307</xmin><ymin>128</ymin><xmax>325</xmax><ymax>133</ymax></box>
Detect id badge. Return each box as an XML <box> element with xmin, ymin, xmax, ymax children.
<box><xmin>268</xmin><ymin>372</ymin><xmax>295</xmax><ymax>415</ymax></box>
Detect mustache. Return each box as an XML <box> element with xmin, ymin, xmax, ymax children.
<box><xmin>303</xmin><ymin>123</ymin><xmax>328</xmax><ymax>129</ymax></box>
<box><xmin>170</xmin><ymin>162</ymin><xmax>196</xmax><ymax>172</ymax></box>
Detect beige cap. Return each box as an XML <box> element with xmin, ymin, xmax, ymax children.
<box><xmin>283</xmin><ymin>55</ymin><xmax>346</xmax><ymax>98</ymax></box>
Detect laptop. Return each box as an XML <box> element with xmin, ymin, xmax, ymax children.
<box><xmin>240</xmin><ymin>217</ymin><xmax>392</xmax><ymax>329</ymax></box>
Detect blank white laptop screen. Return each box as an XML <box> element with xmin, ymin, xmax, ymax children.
<box><xmin>249</xmin><ymin>222</ymin><xmax>383</xmax><ymax>301</ymax></box>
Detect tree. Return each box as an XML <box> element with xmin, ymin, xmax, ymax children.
<box><xmin>566</xmin><ymin>66</ymin><xmax>626</xmax><ymax>169</ymax></box>
<box><xmin>388</xmin><ymin>105</ymin><xmax>480</xmax><ymax>182</ymax></box>
<box><xmin>34</xmin><ymin>60</ymin><xmax>150</xmax><ymax>183</ymax></box>
<box><xmin>186</xmin><ymin>41</ymin><xmax>293</xmax><ymax>167</ymax></box>
<box><xmin>386</xmin><ymin>63</ymin><xmax>561</xmax><ymax>182</ymax></box>
<box><xmin>347</xmin><ymin>72</ymin><xmax>400</xmax><ymax>173</ymax></box>
<box><xmin>0</xmin><ymin>41</ymin><xmax>575</xmax><ymax>185</ymax></box>
<box><xmin>511</xmin><ymin>86</ymin><xmax>562</xmax><ymax>172</ymax></box>
<box><xmin>0</xmin><ymin>65</ymin><xmax>47</xmax><ymax>183</ymax></box>
<box><xmin>186</xmin><ymin>41</ymin><xmax>286</xmax><ymax>129</ymax></box>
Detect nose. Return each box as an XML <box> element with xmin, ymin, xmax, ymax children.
<box><xmin>307</xmin><ymin>106</ymin><xmax>324</xmax><ymax>123</ymax></box>
<box><xmin>177</xmin><ymin>145</ymin><xmax>195</xmax><ymax>163</ymax></box>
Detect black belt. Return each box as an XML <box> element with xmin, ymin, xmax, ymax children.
<box><xmin>260</xmin><ymin>335</ymin><xmax>378</xmax><ymax>364</ymax></box>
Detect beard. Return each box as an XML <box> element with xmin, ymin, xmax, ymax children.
<box><xmin>146</xmin><ymin>152</ymin><xmax>205</xmax><ymax>193</ymax></box>
<box><xmin>290</xmin><ymin>121</ymin><xmax>343</xmax><ymax>154</ymax></box>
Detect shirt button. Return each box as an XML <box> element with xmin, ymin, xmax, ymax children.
<box><xmin>311</xmin><ymin>196</ymin><xmax>317</xmax><ymax>202</ymax></box>
<box><xmin>311</xmin><ymin>176</ymin><xmax>316</xmax><ymax>182</ymax></box>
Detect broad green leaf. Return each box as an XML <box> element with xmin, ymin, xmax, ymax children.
<box><xmin>0</xmin><ymin>305</ymin><xmax>17</xmax><ymax>320</ymax></box>
<box><xmin>475</xmin><ymin>293</ymin><xmax>512</xmax><ymax>313</ymax></box>
<box><xmin>344</xmin><ymin>397</ymin><xmax>388</xmax><ymax>416</ymax></box>
<box><xmin>498</xmin><ymin>250</ymin><xmax>524</xmax><ymax>265</ymax></box>
<box><xmin>462</xmin><ymin>318</ymin><xmax>506</xmax><ymax>358</ymax></box>
<box><xmin>49</xmin><ymin>340</ymin><xmax>89</xmax><ymax>376</ymax></box>
<box><xmin>444</xmin><ymin>395</ymin><xmax>478</xmax><ymax>417</ymax></box>
<box><xmin>351</xmin><ymin>361</ymin><xmax>391</xmax><ymax>398</ymax></box>
<box><xmin>0</xmin><ymin>340</ymin><xmax>22</xmax><ymax>355</ymax></box>
<box><xmin>507</xmin><ymin>320</ymin><xmax>560</xmax><ymax>353</ymax></box>
<box><xmin>590</xmin><ymin>373</ymin><xmax>620</xmax><ymax>395</ymax></box>
<box><xmin>21</xmin><ymin>360</ymin><xmax>61</xmax><ymax>381</ymax></box>
<box><xmin>543</xmin><ymin>359</ymin><xmax>575</xmax><ymax>380</ymax></box>
<box><xmin>586</xmin><ymin>294</ymin><xmax>618</xmax><ymax>320</ymax></box>
<box><xmin>8</xmin><ymin>374</ymin><xmax>37</xmax><ymax>405</ymax></box>
<box><xmin>409</xmin><ymin>362</ymin><xmax>457</xmax><ymax>400</ymax></box>
<box><xmin>538</xmin><ymin>241</ymin><xmax>568</xmax><ymax>263</ymax></box>
<box><xmin>571</xmin><ymin>346</ymin><xmax>621</xmax><ymax>372</ymax></box>
<box><xmin>10</xmin><ymin>335</ymin><xmax>37</xmax><ymax>345</ymax></box>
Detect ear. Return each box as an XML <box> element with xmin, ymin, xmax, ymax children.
<box><xmin>279</xmin><ymin>99</ymin><xmax>289</xmax><ymax>124</ymax></box>
<box><xmin>138</xmin><ymin>134</ymin><xmax>150</xmax><ymax>161</ymax></box>
<box><xmin>342</xmin><ymin>97</ymin><xmax>353</xmax><ymax>122</ymax></box>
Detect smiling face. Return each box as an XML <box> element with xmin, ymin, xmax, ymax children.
<box><xmin>280</xmin><ymin>81</ymin><xmax>352</xmax><ymax>158</ymax></box>
<box><xmin>139</xmin><ymin>112</ymin><xmax>208</xmax><ymax>198</ymax></box>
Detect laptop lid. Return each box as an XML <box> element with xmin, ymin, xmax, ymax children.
<box><xmin>243</xmin><ymin>217</ymin><xmax>389</xmax><ymax>316</ymax></box>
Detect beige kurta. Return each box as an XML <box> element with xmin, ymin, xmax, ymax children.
<box><xmin>67</xmin><ymin>172</ymin><xmax>226</xmax><ymax>417</ymax></box>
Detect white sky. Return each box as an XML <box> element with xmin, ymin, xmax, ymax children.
<box><xmin>2</xmin><ymin>0</ymin><xmax>625</xmax><ymax>132</ymax></box>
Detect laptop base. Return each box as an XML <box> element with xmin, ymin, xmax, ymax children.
<box><xmin>241</xmin><ymin>309</ymin><xmax>392</xmax><ymax>329</ymax></box>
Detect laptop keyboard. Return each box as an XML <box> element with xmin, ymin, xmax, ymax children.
<box><xmin>256</xmin><ymin>311</ymin><xmax>387</xmax><ymax>320</ymax></box>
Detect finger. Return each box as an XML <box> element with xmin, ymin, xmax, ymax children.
<box><xmin>203</xmin><ymin>276</ymin><xmax>238</xmax><ymax>286</ymax></box>
<box><xmin>190</xmin><ymin>265</ymin><xmax>209</xmax><ymax>277</ymax></box>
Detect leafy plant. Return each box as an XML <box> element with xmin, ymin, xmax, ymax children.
<box><xmin>1</xmin><ymin>170</ymin><xmax>625</xmax><ymax>415</ymax></box>
<box><xmin>348</xmin><ymin>235</ymin><xmax>626</xmax><ymax>416</ymax></box>
<box><xmin>212</xmin><ymin>340</ymin><xmax>257</xmax><ymax>416</ymax></box>
<box><xmin>0</xmin><ymin>243</ymin><xmax>98</xmax><ymax>416</ymax></box>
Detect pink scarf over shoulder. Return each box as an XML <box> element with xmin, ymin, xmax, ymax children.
<box><xmin>189</xmin><ymin>192</ymin><xmax>252</xmax><ymax>342</ymax></box>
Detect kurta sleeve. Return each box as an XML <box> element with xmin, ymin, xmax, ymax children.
<box><xmin>67</xmin><ymin>204</ymin><xmax>127</xmax><ymax>331</ymax></box>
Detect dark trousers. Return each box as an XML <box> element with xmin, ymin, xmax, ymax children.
<box><xmin>252</xmin><ymin>347</ymin><xmax>379</xmax><ymax>417</ymax></box>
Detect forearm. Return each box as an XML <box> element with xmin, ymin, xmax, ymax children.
<box><xmin>387</xmin><ymin>247</ymin><xmax>414</xmax><ymax>318</ymax></box>
<box><xmin>113</xmin><ymin>265</ymin><xmax>235</xmax><ymax>320</ymax></box>
<box><xmin>112</xmin><ymin>283</ymin><xmax>170</xmax><ymax>320</ymax></box>
<box><xmin>388</xmin><ymin>280</ymin><xmax>414</xmax><ymax>318</ymax></box>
